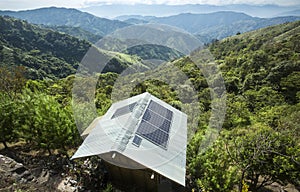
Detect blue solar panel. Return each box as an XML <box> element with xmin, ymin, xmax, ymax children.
<box><xmin>132</xmin><ymin>135</ymin><xmax>142</xmax><ymax>147</ymax></box>
<box><xmin>148</xmin><ymin>100</ymin><xmax>173</xmax><ymax>120</ymax></box>
<box><xmin>135</xmin><ymin>100</ymin><xmax>173</xmax><ymax>149</ymax></box>
<box><xmin>142</xmin><ymin>109</ymin><xmax>171</xmax><ymax>133</ymax></box>
<box><xmin>136</xmin><ymin>120</ymin><xmax>169</xmax><ymax>149</ymax></box>
<box><xmin>111</xmin><ymin>102</ymin><xmax>137</xmax><ymax>119</ymax></box>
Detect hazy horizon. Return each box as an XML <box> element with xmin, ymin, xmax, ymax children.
<box><xmin>1</xmin><ymin>0</ymin><xmax>300</xmax><ymax>11</ymax></box>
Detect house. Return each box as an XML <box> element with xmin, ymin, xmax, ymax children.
<box><xmin>71</xmin><ymin>92</ymin><xmax>187</xmax><ymax>191</ymax></box>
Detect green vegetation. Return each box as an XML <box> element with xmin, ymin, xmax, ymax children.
<box><xmin>0</xmin><ymin>14</ymin><xmax>299</xmax><ymax>192</ymax></box>
<box><xmin>125</xmin><ymin>44</ymin><xmax>184</xmax><ymax>62</ymax></box>
<box><xmin>187</xmin><ymin>20</ymin><xmax>300</xmax><ymax>191</ymax></box>
<box><xmin>42</xmin><ymin>25</ymin><xmax>103</xmax><ymax>43</ymax></box>
<box><xmin>0</xmin><ymin>16</ymin><xmax>90</xmax><ymax>79</ymax></box>
<box><xmin>0</xmin><ymin>16</ymin><xmax>150</xmax><ymax>79</ymax></box>
<box><xmin>0</xmin><ymin>7</ymin><xmax>130</xmax><ymax>36</ymax></box>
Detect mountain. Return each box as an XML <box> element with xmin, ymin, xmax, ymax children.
<box><xmin>0</xmin><ymin>16</ymin><xmax>91</xmax><ymax>79</ymax></box>
<box><xmin>115</xmin><ymin>15</ymin><xmax>156</xmax><ymax>21</ymax></box>
<box><xmin>277</xmin><ymin>9</ymin><xmax>300</xmax><ymax>17</ymax></box>
<box><xmin>0</xmin><ymin>7</ymin><xmax>130</xmax><ymax>36</ymax></box>
<box><xmin>149</xmin><ymin>12</ymin><xmax>300</xmax><ymax>43</ymax></box>
<box><xmin>152</xmin><ymin>12</ymin><xmax>253</xmax><ymax>34</ymax></box>
<box><xmin>125</xmin><ymin>44</ymin><xmax>184</xmax><ymax>64</ymax></box>
<box><xmin>41</xmin><ymin>25</ymin><xmax>102</xmax><ymax>43</ymax></box>
<box><xmin>0</xmin><ymin>16</ymin><xmax>148</xmax><ymax>79</ymax></box>
<box><xmin>82</xmin><ymin>4</ymin><xmax>300</xmax><ymax>18</ymax></box>
<box><xmin>209</xmin><ymin>20</ymin><xmax>300</xmax><ymax>104</ymax></box>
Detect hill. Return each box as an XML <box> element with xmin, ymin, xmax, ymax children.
<box><xmin>0</xmin><ymin>16</ymin><xmax>91</xmax><ymax>79</ymax></box>
<box><xmin>151</xmin><ymin>12</ymin><xmax>300</xmax><ymax>43</ymax></box>
<box><xmin>0</xmin><ymin>16</ymin><xmax>148</xmax><ymax>79</ymax></box>
<box><xmin>82</xmin><ymin>3</ymin><xmax>300</xmax><ymax>18</ymax></box>
<box><xmin>278</xmin><ymin>9</ymin><xmax>300</xmax><ymax>17</ymax></box>
<box><xmin>114</xmin><ymin>12</ymin><xmax>300</xmax><ymax>43</ymax></box>
<box><xmin>42</xmin><ymin>25</ymin><xmax>102</xmax><ymax>43</ymax></box>
<box><xmin>210</xmin><ymin>20</ymin><xmax>300</xmax><ymax>104</ymax></box>
<box><xmin>0</xmin><ymin>7</ymin><xmax>130</xmax><ymax>36</ymax></box>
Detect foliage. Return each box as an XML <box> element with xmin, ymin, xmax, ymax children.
<box><xmin>125</xmin><ymin>44</ymin><xmax>184</xmax><ymax>62</ymax></box>
<box><xmin>186</xmin><ymin>20</ymin><xmax>300</xmax><ymax>191</ymax></box>
<box><xmin>42</xmin><ymin>25</ymin><xmax>102</xmax><ymax>43</ymax></box>
<box><xmin>0</xmin><ymin>93</ymin><xmax>19</xmax><ymax>148</ymax></box>
<box><xmin>0</xmin><ymin>7</ymin><xmax>130</xmax><ymax>36</ymax></box>
<box><xmin>0</xmin><ymin>66</ymin><xmax>27</xmax><ymax>98</ymax></box>
<box><xmin>18</xmin><ymin>89</ymin><xmax>80</xmax><ymax>155</ymax></box>
<box><xmin>187</xmin><ymin>132</ymin><xmax>239</xmax><ymax>192</ymax></box>
<box><xmin>0</xmin><ymin>16</ymin><xmax>90</xmax><ymax>79</ymax></box>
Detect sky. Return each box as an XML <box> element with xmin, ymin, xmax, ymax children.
<box><xmin>0</xmin><ymin>0</ymin><xmax>300</xmax><ymax>11</ymax></box>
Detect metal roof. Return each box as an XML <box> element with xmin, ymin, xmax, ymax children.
<box><xmin>71</xmin><ymin>92</ymin><xmax>187</xmax><ymax>186</ymax></box>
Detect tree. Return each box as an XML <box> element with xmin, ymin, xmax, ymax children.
<box><xmin>0</xmin><ymin>93</ymin><xmax>19</xmax><ymax>148</ymax></box>
<box><xmin>187</xmin><ymin>132</ymin><xmax>239</xmax><ymax>192</ymax></box>
<box><xmin>19</xmin><ymin>89</ymin><xmax>79</xmax><ymax>155</ymax></box>
<box><xmin>0</xmin><ymin>66</ymin><xmax>27</xmax><ymax>98</ymax></box>
<box><xmin>0</xmin><ymin>66</ymin><xmax>27</xmax><ymax>148</ymax></box>
<box><xmin>225</xmin><ymin>123</ymin><xmax>300</xmax><ymax>191</ymax></box>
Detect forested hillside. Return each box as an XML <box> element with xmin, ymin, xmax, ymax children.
<box><xmin>42</xmin><ymin>25</ymin><xmax>102</xmax><ymax>43</ymax></box>
<box><xmin>187</xmin><ymin>20</ymin><xmax>300</xmax><ymax>191</ymax></box>
<box><xmin>0</xmin><ymin>16</ymin><xmax>151</xmax><ymax>79</ymax></box>
<box><xmin>0</xmin><ymin>16</ymin><xmax>90</xmax><ymax>79</ymax></box>
<box><xmin>0</xmin><ymin>7</ymin><xmax>130</xmax><ymax>36</ymax></box>
<box><xmin>0</xmin><ymin>15</ymin><xmax>299</xmax><ymax>192</ymax></box>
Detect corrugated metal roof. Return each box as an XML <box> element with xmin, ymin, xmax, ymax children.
<box><xmin>71</xmin><ymin>92</ymin><xmax>187</xmax><ymax>186</ymax></box>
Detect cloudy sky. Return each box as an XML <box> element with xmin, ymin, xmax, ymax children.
<box><xmin>0</xmin><ymin>0</ymin><xmax>299</xmax><ymax>11</ymax></box>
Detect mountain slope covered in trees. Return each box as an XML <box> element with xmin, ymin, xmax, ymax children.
<box><xmin>187</xmin><ymin>20</ymin><xmax>300</xmax><ymax>191</ymax></box>
<box><xmin>42</xmin><ymin>25</ymin><xmax>102</xmax><ymax>43</ymax></box>
<box><xmin>0</xmin><ymin>16</ymin><xmax>152</xmax><ymax>79</ymax></box>
<box><xmin>0</xmin><ymin>16</ymin><xmax>90</xmax><ymax>79</ymax></box>
<box><xmin>0</xmin><ymin>7</ymin><xmax>130</xmax><ymax>36</ymax></box>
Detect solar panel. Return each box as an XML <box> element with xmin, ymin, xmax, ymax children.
<box><xmin>111</xmin><ymin>102</ymin><xmax>137</xmax><ymax>119</ymax></box>
<box><xmin>148</xmin><ymin>100</ymin><xmax>173</xmax><ymax>120</ymax></box>
<box><xmin>132</xmin><ymin>135</ymin><xmax>142</xmax><ymax>147</ymax></box>
<box><xmin>136</xmin><ymin>120</ymin><xmax>169</xmax><ymax>149</ymax></box>
<box><xmin>135</xmin><ymin>100</ymin><xmax>173</xmax><ymax>150</ymax></box>
<box><xmin>142</xmin><ymin>109</ymin><xmax>171</xmax><ymax>133</ymax></box>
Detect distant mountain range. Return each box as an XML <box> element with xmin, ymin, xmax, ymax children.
<box><xmin>81</xmin><ymin>4</ymin><xmax>300</xmax><ymax>18</ymax></box>
<box><xmin>0</xmin><ymin>7</ymin><xmax>130</xmax><ymax>36</ymax></box>
<box><xmin>277</xmin><ymin>9</ymin><xmax>300</xmax><ymax>17</ymax></box>
<box><xmin>0</xmin><ymin>15</ymin><xmax>183</xmax><ymax>79</ymax></box>
<box><xmin>116</xmin><ymin>12</ymin><xmax>300</xmax><ymax>43</ymax></box>
<box><xmin>1</xmin><ymin>7</ymin><xmax>300</xmax><ymax>44</ymax></box>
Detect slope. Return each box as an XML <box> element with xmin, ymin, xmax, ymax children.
<box><xmin>0</xmin><ymin>16</ymin><xmax>148</xmax><ymax>79</ymax></box>
<box><xmin>210</xmin><ymin>20</ymin><xmax>300</xmax><ymax>104</ymax></box>
<box><xmin>0</xmin><ymin>7</ymin><xmax>130</xmax><ymax>36</ymax></box>
<box><xmin>151</xmin><ymin>12</ymin><xmax>300</xmax><ymax>43</ymax></box>
<box><xmin>42</xmin><ymin>25</ymin><xmax>102</xmax><ymax>43</ymax></box>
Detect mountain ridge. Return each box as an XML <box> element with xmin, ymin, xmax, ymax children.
<box><xmin>81</xmin><ymin>3</ymin><xmax>300</xmax><ymax>18</ymax></box>
<box><xmin>0</xmin><ymin>7</ymin><xmax>130</xmax><ymax>36</ymax></box>
<box><xmin>0</xmin><ymin>16</ymin><xmax>149</xmax><ymax>79</ymax></box>
<box><xmin>120</xmin><ymin>12</ymin><xmax>300</xmax><ymax>43</ymax></box>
